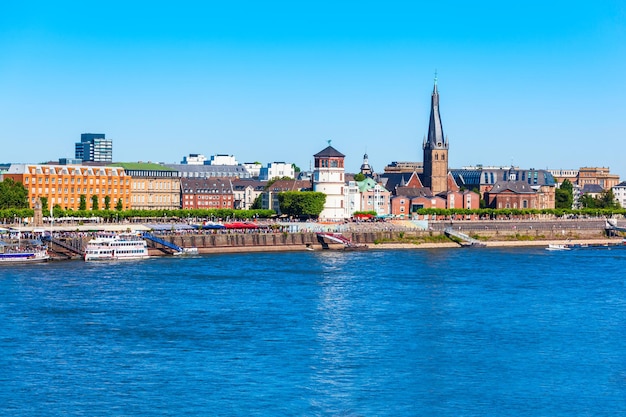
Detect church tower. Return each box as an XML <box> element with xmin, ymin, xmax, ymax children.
<box><xmin>422</xmin><ymin>77</ymin><xmax>449</xmax><ymax>194</ymax></box>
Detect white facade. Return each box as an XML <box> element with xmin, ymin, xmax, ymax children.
<box><xmin>343</xmin><ymin>181</ymin><xmax>361</xmax><ymax>218</ymax></box>
<box><xmin>313</xmin><ymin>146</ymin><xmax>347</xmax><ymax>221</ymax></box>
<box><xmin>243</xmin><ymin>162</ymin><xmax>262</xmax><ymax>178</ymax></box>
<box><xmin>259</xmin><ymin>162</ymin><xmax>295</xmax><ymax>180</ymax></box>
<box><xmin>209</xmin><ymin>154</ymin><xmax>238</xmax><ymax>165</ymax></box>
<box><xmin>612</xmin><ymin>182</ymin><xmax>626</xmax><ymax>208</ymax></box>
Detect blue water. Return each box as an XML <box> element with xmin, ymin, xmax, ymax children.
<box><xmin>0</xmin><ymin>247</ymin><xmax>624</xmax><ymax>416</ymax></box>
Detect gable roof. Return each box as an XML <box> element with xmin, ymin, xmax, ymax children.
<box><xmin>379</xmin><ymin>172</ymin><xmax>424</xmax><ymax>194</ymax></box>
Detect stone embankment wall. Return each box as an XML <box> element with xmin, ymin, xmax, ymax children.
<box><xmin>50</xmin><ymin>219</ymin><xmax>615</xmax><ymax>256</ymax></box>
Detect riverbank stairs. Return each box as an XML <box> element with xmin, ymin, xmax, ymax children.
<box><xmin>444</xmin><ymin>227</ymin><xmax>486</xmax><ymax>247</ymax></box>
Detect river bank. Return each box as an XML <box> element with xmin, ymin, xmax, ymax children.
<box><xmin>176</xmin><ymin>237</ymin><xmax>623</xmax><ymax>255</ymax></box>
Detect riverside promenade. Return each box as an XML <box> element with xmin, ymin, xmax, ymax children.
<box><xmin>39</xmin><ymin>217</ymin><xmax>625</xmax><ymax>258</ymax></box>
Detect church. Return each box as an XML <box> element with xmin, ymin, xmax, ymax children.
<box><xmin>379</xmin><ymin>79</ymin><xmax>480</xmax><ymax>218</ymax></box>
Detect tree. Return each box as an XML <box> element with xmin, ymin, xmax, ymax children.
<box><xmin>278</xmin><ymin>191</ymin><xmax>326</xmax><ymax>218</ymax></box>
<box><xmin>116</xmin><ymin>198</ymin><xmax>124</xmax><ymax>211</ymax></box>
<box><xmin>292</xmin><ymin>163</ymin><xmax>301</xmax><ymax>174</ymax></box>
<box><xmin>104</xmin><ymin>196</ymin><xmax>111</xmax><ymax>210</ymax></box>
<box><xmin>0</xmin><ymin>178</ymin><xmax>29</xmax><ymax>209</ymax></box>
<box><xmin>353</xmin><ymin>173</ymin><xmax>366</xmax><ymax>181</ymax></box>
<box><xmin>555</xmin><ymin>179</ymin><xmax>574</xmax><ymax>209</ymax></box>
<box><xmin>251</xmin><ymin>194</ymin><xmax>263</xmax><ymax>209</ymax></box>
<box><xmin>91</xmin><ymin>195</ymin><xmax>99</xmax><ymax>210</ymax></box>
<box><xmin>39</xmin><ymin>196</ymin><xmax>49</xmax><ymax>212</ymax></box>
<box><xmin>79</xmin><ymin>195</ymin><xmax>87</xmax><ymax>210</ymax></box>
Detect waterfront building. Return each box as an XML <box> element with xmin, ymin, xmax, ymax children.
<box><xmin>451</xmin><ymin>166</ymin><xmax>556</xmax><ymax>209</ymax></box>
<box><xmin>75</xmin><ymin>133</ymin><xmax>113</xmax><ymax>163</ymax></box>
<box><xmin>358</xmin><ymin>177</ymin><xmax>391</xmax><ymax>216</ymax></box>
<box><xmin>313</xmin><ymin>144</ymin><xmax>346</xmax><ymax>221</ymax></box>
<box><xmin>181</xmin><ymin>177</ymin><xmax>234</xmax><ymax>210</ymax></box>
<box><xmin>232</xmin><ymin>179</ymin><xmax>267</xmax><ymax>210</ymax></box>
<box><xmin>259</xmin><ymin>162</ymin><xmax>295</xmax><ymax>181</ymax></box>
<box><xmin>5</xmin><ymin>163</ymin><xmax>130</xmax><ymax>210</ymax></box>
<box><xmin>113</xmin><ymin>163</ymin><xmax>181</xmax><ymax>210</ymax></box>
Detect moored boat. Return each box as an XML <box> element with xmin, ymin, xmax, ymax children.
<box><xmin>0</xmin><ymin>241</ymin><xmax>50</xmax><ymax>263</ymax></box>
<box><xmin>84</xmin><ymin>232</ymin><xmax>149</xmax><ymax>261</ymax></box>
<box><xmin>545</xmin><ymin>243</ymin><xmax>571</xmax><ymax>251</ymax></box>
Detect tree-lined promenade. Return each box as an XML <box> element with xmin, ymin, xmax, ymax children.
<box><xmin>0</xmin><ymin>177</ymin><xmax>624</xmax><ymax>226</ymax></box>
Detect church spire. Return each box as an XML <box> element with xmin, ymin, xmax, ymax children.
<box><xmin>424</xmin><ymin>75</ymin><xmax>447</xmax><ymax>151</ymax></box>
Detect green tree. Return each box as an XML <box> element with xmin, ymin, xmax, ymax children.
<box><xmin>91</xmin><ymin>195</ymin><xmax>99</xmax><ymax>210</ymax></box>
<box><xmin>278</xmin><ymin>191</ymin><xmax>326</xmax><ymax>218</ymax></box>
<box><xmin>555</xmin><ymin>179</ymin><xmax>574</xmax><ymax>209</ymax></box>
<box><xmin>104</xmin><ymin>196</ymin><xmax>111</xmax><ymax>210</ymax></box>
<box><xmin>79</xmin><ymin>194</ymin><xmax>87</xmax><ymax>210</ymax></box>
<box><xmin>0</xmin><ymin>178</ymin><xmax>29</xmax><ymax>209</ymax></box>
<box><xmin>292</xmin><ymin>163</ymin><xmax>301</xmax><ymax>174</ymax></box>
<box><xmin>116</xmin><ymin>198</ymin><xmax>124</xmax><ymax>211</ymax></box>
<box><xmin>353</xmin><ymin>173</ymin><xmax>366</xmax><ymax>181</ymax></box>
<box><xmin>251</xmin><ymin>194</ymin><xmax>263</xmax><ymax>209</ymax></box>
<box><xmin>39</xmin><ymin>196</ymin><xmax>49</xmax><ymax>212</ymax></box>
<box><xmin>598</xmin><ymin>189</ymin><xmax>619</xmax><ymax>209</ymax></box>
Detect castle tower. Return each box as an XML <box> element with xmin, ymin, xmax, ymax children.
<box><xmin>313</xmin><ymin>142</ymin><xmax>346</xmax><ymax>221</ymax></box>
<box><xmin>422</xmin><ymin>77</ymin><xmax>449</xmax><ymax>194</ymax></box>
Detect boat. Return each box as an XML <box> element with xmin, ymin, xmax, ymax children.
<box><xmin>545</xmin><ymin>243</ymin><xmax>571</xmax><ymax>251</ymax></box>
<box><xmin>0</xmin><ymin>241</ymin><xmax>50</xmax><ymax>263</ymax></box>
<box><xmin>84</xmin><ymin>232</ymin><xmax>150</xmax><ymax>261</ymax></box>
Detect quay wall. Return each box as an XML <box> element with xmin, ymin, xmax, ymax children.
<box><xmin>49</xmin><ymin>219</ymin><xmax>616</xmax><ymax>257</ymax></box>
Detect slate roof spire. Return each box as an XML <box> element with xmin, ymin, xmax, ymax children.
<box><xmin>424</xmin><ymin>74</ymin><xmax>448</xmax><ymax>150</ymax></box>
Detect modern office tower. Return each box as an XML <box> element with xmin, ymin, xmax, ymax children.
<box><xmin>75</xmin><ymin>133</ymin><xmax>113</xmax><ymax>163</ymax></box>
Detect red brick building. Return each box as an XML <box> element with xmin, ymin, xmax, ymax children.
<box><xmin>181</xmin><ymin>177</ymin><xmax>234</xmax><ymax>210</ymax></box>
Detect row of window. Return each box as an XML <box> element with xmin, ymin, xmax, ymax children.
<box><xmin>31</xmin><ymin>188</ymin><xmax>127</xmax><ymax>195</ymax></box>
<box><xmin>24</xmin><ymin>176</ymin><xmax>128</xmax><ymax>185</ymax></box>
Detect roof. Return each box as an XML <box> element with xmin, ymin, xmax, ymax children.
<box><xmin>488</xmin><ymin>180</ymin><xmax>536</xmax><ymax>194</ymax></box>
<box><xmin>111</xmin><ymin>162</ymin><xmax>174</xmax><ymax>171</ymax></box>
<box><xmin>313</xmin><ymin>145</ymin><xmax>345</xmax><ymax>158</ymax></box>
<box><xmin>394</xmin><ymin>187</ymin><xmax>432</xmax><ymax>198</ymax></box>
<box><xmin>379</xmin><ymin>172</ymin><xmax>423</xmax><ymax>192</ymax></box>
<box><xmin>181</xmin><ymin>177</ymin><xmax>234</xmax><ymax>193</ymax></box>
<box><xmin>581</xmin><ymin>184</ymin><xmax>605</xmax><ymax>194</ymax></box>
<box><xmin>267</xmin><ymin>179</ymin><xmax>312</xmax><ymax>192</ymax></box>
<box><xmin>356</xmin><ymin>177</ymin><xmax>388</xmax><ymax>193</ymax></box>
<box><xmin>425</xmin><ymin>81</ymin><xmax>448</xmax><ymax>150</ymax></box>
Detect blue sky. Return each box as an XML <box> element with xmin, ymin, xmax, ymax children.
<box><xmin>1</xmin><ymin>1</ymin><xmax>625</xmax><ymax>176</ymax></box>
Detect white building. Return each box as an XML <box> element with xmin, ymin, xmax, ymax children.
<box><xmin>242</xmin><ymin>162</ymin><xmax>262</xmax><ymax>178</ymax></box>
<box><xmin>259</xmin><ymin>162</ymin><xmax>295</xmax><ymax>180</ymax></box>
<box><xmin>344</xmin><ymin>181</ymin><xmax>361</xmax><ymax>218</ymax></box>
<box><xmin>181</xmin><ymin>154</ymin><xmax>208</xmax><ymax>165</ymax></box>
<box><xmin>209</xmin><ymin>154</ymin><xmax>238</xmax><ymax>166</ymax></box>
<box><xmin>313</xmin><ymin>144</ymin><xmax>347</xmax><ymax>221</ymax></box>
<box><xmin>612</xmin><ymin>181</ymin><xmax>626</xmax><ymax>208</ymax></box>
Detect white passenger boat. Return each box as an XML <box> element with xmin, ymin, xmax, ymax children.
<box><xmin>545</xmin><ymin>243</ymin><xmax>571</xmax><ymax>251</ymax></box>
<box><xmin>0</xmin><ymin>242</ymin><xmax>49</xmax><ymax>263</ymax></box>
<box><xmin>84</xmin><ymin>232</ymin><xmax>149</xmax><ymax>261</ymax></box>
